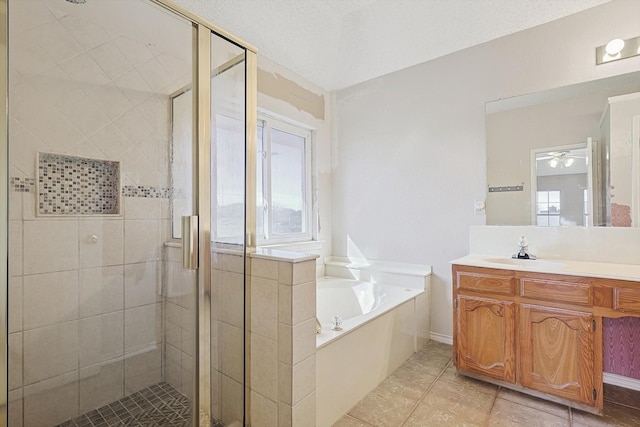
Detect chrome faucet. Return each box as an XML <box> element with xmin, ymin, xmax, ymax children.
<box><xmin>513</xmin><ymin>236</ymin><xmax>536</xmax><ymax>260</ymax></box>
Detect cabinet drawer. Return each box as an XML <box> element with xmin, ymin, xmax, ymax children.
<box><xmin>614</xmin><ymin>287</ymin><xmax>640</xmax><ymax>313</ymax></box>
<box><xmin>458</xmin><ymin>272</ymin><xmax>514</xmax><ymax>296</ymax></box>
<box><xmin>520</xmin><ymin>278</ymin><xmax>591</xmax><ymax>306</ymax></box>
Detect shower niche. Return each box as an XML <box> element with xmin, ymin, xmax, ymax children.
<box><xmin>37</xmin><ymin>153</ymin><xmax>121</xmax><ymax>216</ymax></box>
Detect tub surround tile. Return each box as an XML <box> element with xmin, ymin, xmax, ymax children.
<box><xmin>278</xmin><ymin>261</ymin><xmax>292</xmax><ymax>285</ymax></box>
<box><xmin>250</xmin><ymin>390</ymin><xmax>278</xmax><ymax>427</ymax></box>
<box><xmin>220</xmin><ymin>323</ymin><xmax>244</xmax><ymax>383</ymax></box>
<box><xmin>292</xmin><ymin>281</ymin><xmax>316</xmax><ymax>324</ymax></box>
<box><xmin>250</xmin><ymin>334</ymin><xmax>279</xmax><ymax>402</ymax></box>
<box><xmin>9</xmin><ymin>389</ymin><xmax>23</xmax><ymax>427</ymax></box>
<box><xmin>250</xmin><ymin>277</ymin><xmax>278</xmax><ymax>340</ymax></box>
<box><xmin>292</xmin><ymin>259</ymin><xmax>316</xmax><ymax>285</ymax></box>
<box><xmin>221</xmin><ymin>271</ymin><xmax>244</xmax><ymax>328</ymax></box>
<box><xmin>252</xmin><ymin>257</ymin><xmax>279</xmax><ymax>280</ymax></box>
<box><xmin>221</xmin><ymin>374</ymin><xmax>244</xmax><ymax>426</ymax></box>
<box><xmin>292</xmin><ymin>354</ymin><xmax>316</xmax><ymax>405</ymax></box>
<box><xmin>278</xmin><ymin>284</ymin><xmax>292</xmax><ymax>326</ymax></box>
<box><xmin>292</xmin><ymin>318</ymin><xmax>316</xmax><ymax>365</ymax></box>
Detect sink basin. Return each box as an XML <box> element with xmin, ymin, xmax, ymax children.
<box><xmin>481</xmin><ymin>257</ymin><xmax>565</xmax><ymax>269</ymax></box>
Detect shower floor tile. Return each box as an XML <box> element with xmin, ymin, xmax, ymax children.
<box><xmin>54</xmin><ymin>382</ymin><xmax>191</xmax><ymax>427</ymax></box>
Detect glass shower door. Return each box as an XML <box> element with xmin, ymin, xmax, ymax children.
<box><xmin>7</xmin><ymin>0</ymin><xmax>197</xmax><ymax>425</ymax></box>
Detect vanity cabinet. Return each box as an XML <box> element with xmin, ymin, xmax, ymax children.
<box><xmin>457</xmin><ymin>296</ymin><xmax>515</xmax><ymax>383</ymax></box>
<box><xmin>453</xmin><ymin>265</ymin><xmax>602</xmax><ymax>414</ymax></box>
<box><xmin>518</xmin><ymin>304</ymin><xmax>595</xmax><ymax>405</ymax></box>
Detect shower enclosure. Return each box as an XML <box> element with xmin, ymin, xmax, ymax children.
<box><xmin>2</xmin><ymin>0</ymin><xmax>257</xmax><ymax>426</ymax></box>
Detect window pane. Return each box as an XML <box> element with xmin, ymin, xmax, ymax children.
<box><xmin>271</xmin><ymin>128</ymin><xmax>305</xmax><ymax>234</ymax></box>
<box><xmin>549</xmin><ymin>191</ymin><xmax>561</xmax><ymax>203</ymax></box>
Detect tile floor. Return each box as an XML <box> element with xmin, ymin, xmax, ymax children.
<box><xmin>54</xmin><ymin>382</ymin><xmax>191</xmax><ymax>427</ymax></box>
<box><xmin>333</xmin><ymin>341</ymin><xmax>640</xmax><ymax>427</ymax></box>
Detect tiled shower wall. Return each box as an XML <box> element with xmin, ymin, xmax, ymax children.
<box><xmin>8</xmin><ymin>1</ymin><xmax>190</xmax><ymax>425</ymax></box>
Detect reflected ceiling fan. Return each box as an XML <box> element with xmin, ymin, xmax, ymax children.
<box><xmin>536</xmin><ymin>151</ymin><xmax>586</xmax><ymax>168</ymax></box>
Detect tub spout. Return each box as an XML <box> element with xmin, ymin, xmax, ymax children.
<box><xmin>316</xmin><ymin>317</ymin><xmax>322</xmax><ymax>334</ymax></box>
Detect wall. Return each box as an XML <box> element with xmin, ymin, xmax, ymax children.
<box><xmin>332</xmin><ymin>0</ymin><xmax>640</xmax><ymax>340</ymax></box>
<box><xmin>608</xmin><ymin>93</ymin><xmax>640</xmax><ymax>225</ymax></box>
<box><xmin>256</xmin><ymin>56</ymin><xmax>332</xmax><ymax>275</ymax></box>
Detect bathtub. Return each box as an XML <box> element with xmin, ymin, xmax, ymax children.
<box><xmin>315</xmin><ymin>276</ymin><xmax>426</xmax><ymax>427</ymax></box>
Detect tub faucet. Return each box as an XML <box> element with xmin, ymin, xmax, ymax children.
<box><xmin>513</xmin><ymin>236</ymin><xmax>536</xmax><ymax>260</ymax></box>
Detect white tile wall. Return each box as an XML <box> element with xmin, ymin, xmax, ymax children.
<box><xmin>78</xmin><ymin>360</ymin><xmax>124</xmax><ymax>414</ymax></box>
<box><xmin>23</xmin><ymin>220</ymin><xmax>78</xmax><ymax>275</ymax></box>
<box><xmin>78</xmin><ymin>312</ymin><xmax>124</xmax><ymax>368</ymax></box>
<box><xmin>78</xmin><ymin>266</ymin><xmax>124</xmax><ymax>318</ymax></box>
<box><xmin>124</xmin><ymin>347</ymin><xmax>162</xmax><ymax>395</ymax></box>
<box><xmin>78</xmin><ymin>220</ymin><xmax>124</xmax><ymax>269</ymax></box>
<box><xmin>124</xmin><ymin>303</ymin><xmax>161</xmax><ymax>353</ymax></box>
<box><xmin>23</xmin><ymin>321</ymin><xmax>78</xmax><ymax>385</ymax></box>
<box><xmin>23</xmin><ymin>371</ymin><xmax>79</xmax><ymax>427</ymax></box>
<box><xmin>124</xmin><ymin>261</ymin><xmax>160</xmax><ymax>308</ymax></box>
<box><xmin>8</xmin><ymin>333</ymin><xmax>22</xmax><ymax>390</ymax></box>
<box><xmin>23</xmin><ymin>270</ymin><xmax>78</xmax><ymax>329</ymax></box>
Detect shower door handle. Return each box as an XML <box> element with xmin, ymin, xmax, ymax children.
<box><xmin>181</xmin><ymin>215</ymin><xmax>198</xmax><ymax>270</ymax></box>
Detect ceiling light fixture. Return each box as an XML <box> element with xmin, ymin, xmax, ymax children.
<box><xmin>597</xmin><ymin>35</ymin><xmax>640</xmax><ymax>64</ymax></box>
<box><xmin>605</xmin><ymin>38</ymin><xmax>625</xmax><ymax>55</ymax></box>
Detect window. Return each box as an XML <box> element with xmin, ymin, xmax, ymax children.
<box><xmin>257</xmin><ymin>117</ymin><xmax>312</xmax><ymax>243</ymax></box>
<box><xmin>536</xmin><ymin>190</ymin><xmax>561</xmax><ymax>226</ymax></box>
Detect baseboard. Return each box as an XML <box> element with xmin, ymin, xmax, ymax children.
<box><xmin>429</xmin><ymin>332</ymin><xmax>453</xmax><ymax>345</ymax></box>
<box><xmin>603</xmin><ymin>372</ymin><xmax>640</xmax><ymax>391</ymax></box>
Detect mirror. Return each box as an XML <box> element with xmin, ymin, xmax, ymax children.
<box><xmin>486</xmin><ymin>71</ymin><xmax>640</xmax><ymax>227</ymax></box>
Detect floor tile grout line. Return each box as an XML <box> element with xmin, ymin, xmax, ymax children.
<box><xmin>397</xmin><ymin>357</ymin><xmax>454</xmax><ymax>427</ymax></box>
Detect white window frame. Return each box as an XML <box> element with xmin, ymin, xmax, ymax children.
<box><xmin>258</xmin><ymin>115</ymin><xmax>313</xmax><ymax>244</ymax></box>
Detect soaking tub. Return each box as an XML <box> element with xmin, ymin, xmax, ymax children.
<box><xmin>316</xmin><ymin>276</ymin><xmax>426</xmax><ymax>427</ymax></box>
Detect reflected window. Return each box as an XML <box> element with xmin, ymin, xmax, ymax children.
<box><xmin>537</xmin><ymin>190</ymin><xmax>561</xmax><ymax>226</ymax></box>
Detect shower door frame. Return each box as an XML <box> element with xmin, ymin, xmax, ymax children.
<box><xmin>0</xmin><ymin>1</ymin><xmax>258</xmax><ymax>425</ymax></box>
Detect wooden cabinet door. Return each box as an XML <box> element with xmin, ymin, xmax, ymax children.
<box><xmin>457</xmin><ymin>296</ymin><xmax>515</xmax><ymax>383</ymax></box>
<box><xmin>519</xmin><ymin>305</ymin><xmax>596</xmax><ymax>405</ymax></box>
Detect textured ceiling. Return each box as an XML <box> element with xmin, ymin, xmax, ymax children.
<box><xmin>174</xmin><ymin>0</ymin><xmax>612</xmax><ymax>91</ymax></box>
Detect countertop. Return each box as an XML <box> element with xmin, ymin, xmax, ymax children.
<box><xmin>451</xmin><ymin>254</ymin><xmax>640</xmax><ymax>282</ymax></box>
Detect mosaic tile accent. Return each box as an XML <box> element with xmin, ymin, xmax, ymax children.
<box><xmin>10</xmin><ymin>176</ymin><xmax>36</xmax><ymax>192</ymax></box>
<box><xmin>38</xmin><ymin>153</ymin><xmax>120</xmax><ymax>215</ymax></box>
<box><xmin>54</xmin><ymin>382</ymin><xmax>191</xmax><ymax>427</ymax></box>
<box><xmin>122</xmin><ymin>185</ymin><xmax>171</xmax><ymax>199</ymax></box>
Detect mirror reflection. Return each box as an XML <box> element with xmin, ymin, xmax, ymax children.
<box><xmin>486</xmin><ymin>71</ymin><xmax>640</xmax><ymax>227</ymax></box>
